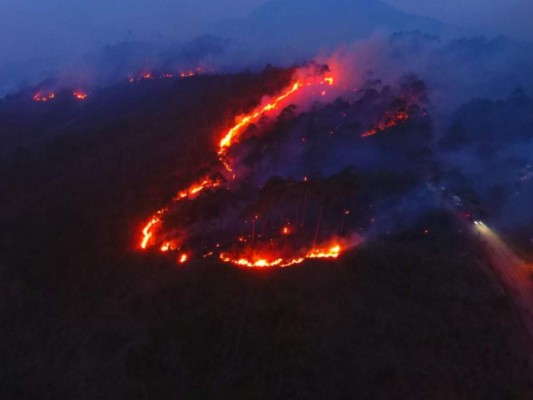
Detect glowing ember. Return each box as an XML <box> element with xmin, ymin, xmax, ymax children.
<box><xmin>219</xmin><ymin>243</ymin><xmax>344</xmax><ymax>269</ymax></box>
<box><xmin>220</xmin><ymin>253</ymin><xmax>302</xmax><ymax>268</ymax></box>
<box><xmin>361</xmin><ymin>110</ymin><xmax>409</xmax><ymax>137</ymax></box>
<box><xmin>128</xmin><ymin>69</ymin><xmax>201</xmax><ymax>83</ymax></box>
<box><xmin>33</xmin><ymin>92</ymin><xmax>56</xmax><ymax>102</ymax></box>
<box><xmin>73</xmin><ymin>91</ymin><xmax>88</xmax><ymax>100</ymax></box>
<box><xmin>178</xmin><ymin>253</ymin><xmax>189</xmax><ymax>264</ymax></box>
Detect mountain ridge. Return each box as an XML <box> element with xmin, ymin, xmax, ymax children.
<box><xmin>212</xmin><ymin>0</ymin><xmax>443</xmax><ymax>51</ymax></box>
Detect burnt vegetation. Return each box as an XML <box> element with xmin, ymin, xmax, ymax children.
<box><xmin>152</xmin><ymin>74</ymin><xmax>433</xmax><ymax>261</ymax></box>
<box><xmin>0</xmin><ymin>67</ymin><xmax>532</xmax><ymax>399</ymax></box>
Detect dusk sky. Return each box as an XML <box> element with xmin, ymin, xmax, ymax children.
<box><xmin>1</xmin><ymin>0</ymin><xmax>531</xmax><ymax>63</ymax></box>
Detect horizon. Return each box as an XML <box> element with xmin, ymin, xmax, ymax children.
<box><xmin>1</xmin><ymin>0</ymin><xmax>531</xmax><ymax>65</ymax></box>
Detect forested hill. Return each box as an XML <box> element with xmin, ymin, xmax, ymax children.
<box><xmin>0</xmin><ymin>68</ymin><xmax>530</xmax><ymax>399</ymax></box>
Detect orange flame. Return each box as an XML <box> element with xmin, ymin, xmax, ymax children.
<box><xmin>219</xmin><ymin>243</ymin><xmax>344</xmax><ymax>269</ymax></box>
<box><xmin>33</xmin><ymin>92</ymin><xmax>56</xmax><ymax>102</ymax></box>
<box><xmin>138</xmin><ymin>70</ymin><xmax>348</xmax><ymax>269</ymax></box>
<box><xmin>281</xmin><ymin>226</ymin><xmax>292</xmax><ymax>235</ymax></box>
<box><xmin>73</xmin><ymin>91</ymin><xmax>88</xmax><ymax>100</ymax></box>
<box><xmin>178</xmin><ymin>253</ymin><xmax>189</xmax><ymax>264</ymax></box>
<box><xmin>173</xmin><ymin>178</ymin><xmax>221</xmax><ymax>201</ymax></box>
<box><xmin>141</xmin><ymin>216</ymin><xmax>161</xmax><ymax>249</ymax></box>
<box><xmin>139</xmin><ymin>178</ymin><xmax>221</xmax><ymax>249</ymax></box>
<box><xmin>361</xmin><ymin>110</ymin><xmax>409</xmax><ymax>137</ymax></box>
<box><xmin>218</xmin><ymin>75</ymin><xmax>334</xmax><ymax>157</ymax></box>
<box><xmin>128</xmin><ymin>69</ymin><xmax>201</xmax><ymax>83</ymax></box>
<box><xmin>307</xmin><ymin>245</ymin><xmax>341</xmax><ymax>259</ymax></box>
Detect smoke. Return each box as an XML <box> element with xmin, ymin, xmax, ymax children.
<box><xmin>230</xmin><ymin>73</ymin><xmax>430</xmax><ymax>182</ymax></box>
<box><xmin>135</xmin><ymin>63</ymin><xmax>438</xmax><ymax>264</ymax></box>
<box><xmin>2</xmin><ymin>0</ymin><xmax>533</xmax><ymax>102</ymax></box>
<box><xmin>437</xmin><ymin>90</ymin><xmax>533</xmax><ymax>232</ymax></box>
<box><xmin>383</xmin><ymin>0</ymin><xmax>533</xmax><ymax>41</ymax></box>
<box><xmin>320</xmin><ymin>33</ymin><xmax>533</xmax><ymax>114</ymax></box>
<box><xmin>3</xmin><ymin>0</ymin><xmax>532</xmax><ymax>254</ymax></box>
<box><xmin>223</xmin><ymin>30</ymin><xmax>533</xmax><ymax>245</ymax></box>
<box><xmin>126</xmin><ymin>20</ymin><xmax>533</xmax><ymax>263</ymax></box>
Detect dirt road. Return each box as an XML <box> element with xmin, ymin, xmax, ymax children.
<box><xmin>474</xmin><ymin>222</ymin><xmax>533</xmax><ymax>342</ymax></box>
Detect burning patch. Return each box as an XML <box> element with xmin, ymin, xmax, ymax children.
<box><xmin>33</xmin><ymin>91</ymin><xmax>56</xmax><ymax>102</ymax></box>
<box><xmin>73</xmin><ymin>90</ymin><xmax>88</xmax><ymax>100</ymax></box>
<box><xmin>139</xmin><ymin>67</ymin><xmax>430</xmax><ymax>268</ymax></box>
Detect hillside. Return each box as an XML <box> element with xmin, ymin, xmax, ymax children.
<box><xmin>0</xmin><ymin>68</ymin><xmax>531</xmax><ymax>398</ymax></box>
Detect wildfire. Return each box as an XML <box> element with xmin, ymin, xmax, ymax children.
<box><xmin>139</xmin><ymin>177</ymin><xmax>221</xmax><ymax>250</ymax></box>
<box><xmin>219</xmin><ymin>243</ymin><xmax>344</xmax><ymax>269</ymax></box>
<box><xmin>307</xmin><ymin>245</ymin><xmax>341</xmax><ymax>259</ymax></box>
<box><xmin>181</xmin><ymin>67</ymin><xmax>201</xmax><ymax>77</ymax></box>
<box><xmin>173</xmin><ymin>178</ymin><xmax>221</xmax><ymax>201</ymax></box>
<box><xmin>33</xmin><ymin>92</ymin><xmax>56</xmax><ymax>102</ymax></box>
<box><xmin>140</xmin><ymin>216</ymin><xmax>161</xmax><ymax>249</ymax></box>
<box><xmin>128</xmin><ymin>68</ymin><xmax>201</xmax><ymax>83</ymax></box>
<box><xmin>361</xmin><ymin>110</ymin><xmax>409</xmax><ymax>137</ymax></box>
<box><xmin>218</xmin><ymin>75</ymin><xmax>334</xmax><ymax>157</ymax></box>
<box><xmin>138</xmin><ymin>68</ymin><xmax>352</xmax><ymax>269</ymax></box>
<box><xmin>73</xmin><ymin>91</ymin><xmax>88</xmax><ymax>100</ymax></box>
<box><xmin>220</xmin><ymin>254</ymin><xmax>291</xmax><ymax>268</ymax></box>
<box><xmin>178</xmin><ymin>253</ymin><xmax>189</xmax><ymax>264</ymax></box>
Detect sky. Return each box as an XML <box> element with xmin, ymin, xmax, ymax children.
<box><xmin>0</xmin><ymin>0</ymin><xmax>531</xmax><ymax>64</ymax></box>
<box><xmin>0</xmin><ymin>0</ymin><xmax>261</xmax><ymax>62</ymax></box>
<box><xmin>384</xmin><ymin>0</ymin><xmax>533</xmax><ymax>40</ymax></box>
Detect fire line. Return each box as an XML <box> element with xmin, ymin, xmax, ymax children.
<box><xmin>139</xmin><ymin>71</ymin><xmax>352</xmax><ymax>267</ymax></box>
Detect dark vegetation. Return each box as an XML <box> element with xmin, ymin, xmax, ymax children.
<box><xmin>438</xmin><ymin>88</ymin><xmax>533</xmax><ymax>248</ymax></box>
<box><xmin>156</xmin><ymin>74</ymin><xmax>434</xmax><ymax>256</ymax></box>
<box><xmin>0</xmin><ymin>68</ymin><xmax>531</xmax><ymax>399</ymax></box>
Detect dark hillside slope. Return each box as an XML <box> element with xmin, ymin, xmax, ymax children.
<box><xmin>0</xmin><ymin>69</ymin><xmax>530</xmax><ymax>399</ymax></box>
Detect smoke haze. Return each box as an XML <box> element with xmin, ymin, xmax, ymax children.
<box><xmin>1</xmin><ymin>0</ymin><xmax>532</xmax><ymax>239</ymax></box>
<box><xmin>1</xmin><ymin>0</ymin><xmax>532</xmax><ymax>96</ymax></box>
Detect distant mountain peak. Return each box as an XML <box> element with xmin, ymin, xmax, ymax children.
<box><xmin>213</xmin><ymin>0</ymin><xmax>443</xmax><ymax>54</ymax></box>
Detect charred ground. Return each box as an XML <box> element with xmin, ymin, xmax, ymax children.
<box><xmin>0</xmin><ymin>68</ymin><xmax>531</xmax><ymax>399</ymax></box>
